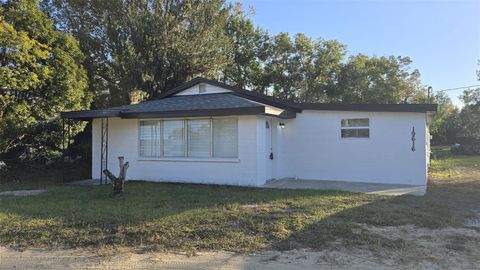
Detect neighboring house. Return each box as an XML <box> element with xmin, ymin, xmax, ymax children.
<box><xmin>62</xmin><ymin>77</ymin><xmax>437</xmax><ymax>192</ymax></box>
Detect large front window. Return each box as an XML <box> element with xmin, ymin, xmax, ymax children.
<box><xmin>139</xmin><ymin>118</ymin><xmax>238</xmax><ymax>158</ymax></box>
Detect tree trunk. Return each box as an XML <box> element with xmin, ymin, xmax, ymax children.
<box><xmin>103</xmin><ymin>156</ymin><xmax>129</xmax><ymax>195</ymax></box>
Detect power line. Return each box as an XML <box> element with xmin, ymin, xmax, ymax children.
<box><xmin>435</xmin><ymin>85</ymin><xmax>480</xmax><ymax>92</ymax></box>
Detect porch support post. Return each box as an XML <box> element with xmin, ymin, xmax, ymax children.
<box><xmin>100</xmin><ymin>118</ymin><xmax>109</xmax><ymax>185</ymax></box>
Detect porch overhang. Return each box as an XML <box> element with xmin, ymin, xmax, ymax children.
<box><xmin>120</xmin><ymin>106</ymin><xmax>267</xmax><ymax>119</ymax></box>
<box><xmin>61</xmin><ymin>92</ymin><xmax>297</xmax><ymax>120</ymax></box>
<box><xmin>60</xmin><ymin>109</ymin><xmax>121</xmax><ymax>120</ymax></box>
<box><xmin>61</xmin><ymin>106</ymin><xmax>297</xmax><ymax>120</ymax></box>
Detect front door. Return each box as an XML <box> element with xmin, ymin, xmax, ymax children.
<box><xmin>265</xmin><ymin>118</ymin><xmax>274</xmax><ymax>180</ymax></box>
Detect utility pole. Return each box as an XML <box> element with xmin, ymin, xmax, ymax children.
<box><xmin>427</xmin><ymin>86</ymin><xmax>433</xmax><ymax>104</ymax></box>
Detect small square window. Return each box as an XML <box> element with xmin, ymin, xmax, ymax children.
<box><xmin>341</xmin><ymin>118</ymin><xmax>370</xmax><ymax>138</ymax></box>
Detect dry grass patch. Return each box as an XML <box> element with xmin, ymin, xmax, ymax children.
<box><xmin>0</xmin><ymin>148</ymin><xmax>479</xmax><ymax>253</ymax></box>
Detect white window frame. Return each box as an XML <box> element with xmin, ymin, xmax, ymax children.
<box><xmin>138</xmin><ymin>117</ymin><xmax>239</xmax><ymax>161</ymax></box>
<box><xmin>340</xmin><ymin>118</ymin><xmax>370</xmax><ymax>139</ymax></box>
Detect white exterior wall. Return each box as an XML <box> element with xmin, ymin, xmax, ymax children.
<box><xmin>174</xmin><ymin>84</ymin><xmax>232</xmax><ymax>95</ymax></box>
<box><xmin>275</xmin><ymin>111</ymin><xmax>427</xmax><ymax>185</ymax></box>
<box><xmin>92</xmin><ymin>116</ymin><xmax>267</xmax><ymax>186</ymax></box>
<box><xmin>92</xmin><ymin>110</ymin><xmax>429</xmax><ymax>187</ymax></box>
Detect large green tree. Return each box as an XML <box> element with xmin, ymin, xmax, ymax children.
<box><xmin>45</xmin><ymin>1</ymin><xmax>427</xmax><ymax>107</ymax></box>
<box><xmin>46</xmin><ymin>0</ymin><xmax>235</xmax><ymax>107</ymax></box>
<box><xmin>331</xmin><ymin>55</ymin><xmax>427</xmax><ymax>104</ymax></box>
<box><xmin>441</xmin><ymin>62</ymin><xmax>480</xmax><ymax>152</ymax></box>
<box><xmin>262</xmin><ymin>33</ymin><xmax>346</xmax><ymax>102</ymax></box>
<box><xmin>222</xmin><ymin>3</ymin><xmax>269</xmax><ymax>93</ymax></box>
<box><xmin>0</xmin><ymin>0</ymin><xmax>91</xmax><ymax>158</ymax></box>
<box><xmin>429</xmin><ymin>91</ymin><xmax>457</xmax><ymax>144</ymax></box>
<box><xmin>455</xmin><ymin>87</ymin><xmax>480</xmax><ymax>144</ymax></box>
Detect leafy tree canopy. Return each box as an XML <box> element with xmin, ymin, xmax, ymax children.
<box><xmin>438</xmin><ymin>62</ymin><xmax>480</xmax><ymax>151</ymax></box>
<box><xmin>0</xmin><ymin>0</ymin><xmax>91</xmax><ymax>158</ymax></box>
<box><xmin>332</xmin><ymin>55</ymin><xmax>426</xmax><ymax>104</ymax></box>
<box><xmin>2</xmin><ymin>0</ymin><xmax>444</xmax><ymax>159</ymax></box>
<box><xmin>44</xmin><ymin>0</ymin><xmax>428</xmax><ymax>107</ymax></box>
<box><xmin>45</xmin><ymin>0</ymin><xmax>235</xmax><ymax>107</ymax></box>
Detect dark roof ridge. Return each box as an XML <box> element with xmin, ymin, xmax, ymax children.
<box><xmin>159</xmin><ymin>77</ymin><xmax>300</xmax><ymax>112</ymax></box>
<box><xmin>159</xmin><ymin>77</ymin><xmax>437</xmax><ymax>113</ymax></box>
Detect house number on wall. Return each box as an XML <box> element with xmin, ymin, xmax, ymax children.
<box><xmin>411</xmin><ymin>127</ymin><xmax>416</xmax><ymax>152</ymax></box>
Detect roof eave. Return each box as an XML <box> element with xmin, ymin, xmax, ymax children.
<box><xmin>60</xmin><ymin>109</ymin><xmax>121</xmax><ymax>120</ymax></box>
<box><xmin>119</xmin><ymin>106</ymin><xmax>266</xmax><ymax>119</ymax></box>
<box><xmin>296</xmin><ymin>103</ymin><xmax>438</xmax><ymax>113</ymax></box>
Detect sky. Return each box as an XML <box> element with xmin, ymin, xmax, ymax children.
<box><xmin>235</xmin><ymin>0</ymin><xmax>480</xmax><ymax>106</ymax></box>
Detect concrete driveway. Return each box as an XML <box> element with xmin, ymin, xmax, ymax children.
<box><xmin>262</xmin><ymin>179</ymin><xmax>426</xmax><ymax>196</ymax></box>
<box><xmin>70</xmin><ymin>178</ymin><xmax>426</xmax><ymax>196</ymax></box>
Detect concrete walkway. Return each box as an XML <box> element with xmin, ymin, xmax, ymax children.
<box><xmin>263</xmin><ymin>179</ymin><xmax>426</xmax><ymax>196</ymax></box>
<box><xmin>68</xmin><ymin>179</ymin><xmax>101</xmax><ymax>185</ymax></box>
<box><xmin>0</xmin><ymin>189</ymin><xmax>47</xmax><ymax>197</ymax></box>
<box><xmin>69</xmin><ymin>178</ymin><xmax>426</xmax><ymax>195</ymax></box>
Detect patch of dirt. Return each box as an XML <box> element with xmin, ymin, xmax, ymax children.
<box><xmin>240</xmin><ymin>203</ymin><xmax>265</xmax><ymax>209</ymax></box>
<box><xmin>1</xmin><ymin>224</ymin><xmax>480</xmax><ymax>270</ymax></box>
<box><xmin>0</xmin><ymin>189</ymin><xmax>46</xmax><ymax>197</ymax></box>
<box><xmin>354</xmin><ymin>224</ymin><xmax>480</xmax><ymax>269</ymax></box>
<box><xmin>457</xmin><ymin>166</ymin><xmax>480</xmax><ymax>173</ymax></box>
<box><xmin>465</xmin><ymin>210</ymin><xmax>480</xmax><ymax>228</ymax></box>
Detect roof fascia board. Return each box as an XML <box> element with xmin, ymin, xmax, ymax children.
<box><xmin>298</xmin><ymin>103</ymin><xmax>438</xmax><ymax>113</ymax></box>
<box><xmin>264</xmin><ymin>110</ymin><xmax>297</xmax><ymax>119</ymax></box>
<box><xmin>119</xmin><ymin>106</ymin><xmax>265</xmax><ymax>119</ymax></box>
<box><xmin>61</xmin><ymin>109</ymin><xmax>121</xmax><ymax>120</ymax></box>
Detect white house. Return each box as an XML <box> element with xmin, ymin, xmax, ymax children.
<box><xmin>62</xmin><ymin>77</ymin><xmax>437</xmax><ymax>192</ymax></box>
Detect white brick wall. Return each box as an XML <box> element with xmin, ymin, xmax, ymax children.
<box><xmin>92</xmin><ymin>111</ymin><xmax>428</xmax><ymax>187</ymax></box>
<box><xmin>92</xmin><ymin>116</ymin><xmax>263</xmax><ymax>186</ymax></box>
<box><xmin>274</xmin><ymin>111</ymin><xmax>427</xmax><ymax>185</ymax></box>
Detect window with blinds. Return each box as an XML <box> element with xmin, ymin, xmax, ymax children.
<box><xmin>213</xmin><ymin>118</ymin><xmax>238</xmax><ymax>158</ymax></box>
<box><xmin>139</xmin><ymin>121</ymin><xmax>161</xmax><ymax>157</ymax></box>
<box><xmin>188</xmin><ymin>119</ymin><xmax>211</xmax><ymax>157</ymax></box>
<box><xmin>163</xmin><ymin>120</ymin><xmax>185</xmax><ymax>157</ymax></box>
<box><xmin>139</xmin><ymin>118</ymin><xmax>238</xmax><ymax>158</ymax></box>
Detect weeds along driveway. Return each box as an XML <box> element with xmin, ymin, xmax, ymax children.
<box><xmin>0</xmin><ymin>154</ymin><xmax>479</xmax><ymax>257</ymax></box>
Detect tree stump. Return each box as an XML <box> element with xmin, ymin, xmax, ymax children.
<box><xmin>103</xmin><ymin>156</ymin><xmax>129</xmax><ymax>195</ymax></box>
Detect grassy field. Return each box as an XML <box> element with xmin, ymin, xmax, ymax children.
<box><xmin>0</xmin><ymin>148</ymin><xmax>479</xmax><ymax>252</ymax></box>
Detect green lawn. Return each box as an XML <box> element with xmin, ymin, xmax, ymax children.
<box><xmin>0</xmin><ymin>149</ymin><xmax>479</xmax><ymax>252</ymax></box>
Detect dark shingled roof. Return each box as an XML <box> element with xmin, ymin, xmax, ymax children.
<box><xmin>114</xmin><ymin>93</ymin><xmax>262</xmax><ymax>112</ymax></box>
<box><xmin>118</xmin><ymin>93</ymin><xmax>266</xmax><ymax>118</ymax></box>
<box><xmin>61</xmin><ymin>77</ymin><xmax>437</xmax><ymax>120</ymax></box>
<box><xmin>159</xmin><ymin>77</ymin><xmax>301</xmax><ymax>112</ymax></box>
<box><xmin>61</xmin><ymin>93</ymin><xmax>269</xmax><ymax>120</ymax></box>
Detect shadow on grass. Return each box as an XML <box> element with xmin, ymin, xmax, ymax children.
<box><xmin>0</xmin><ymin>182</ymin><xmax>355</xmax><ymax>249</ymax></box>
<box><xmin>0</xmin><ymin>162</ymin><xmax>90</xmax><ymax>191</ymax></box>
<box><xmin>0</xmin><ymin>171</ymin><xmax>479</xmax><ymax>252</ymax></box>
<box><xmin>271</xmin><ymin>177</ymin><xmax>480</xmax><ymax>251</ymax></box>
